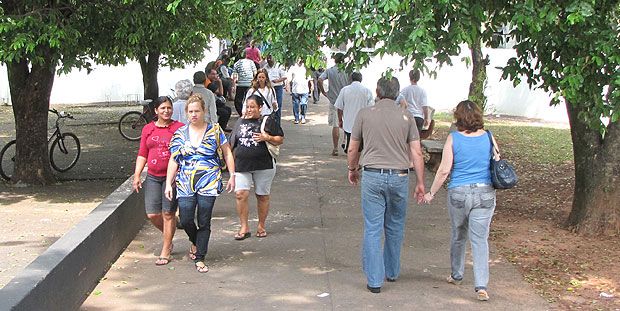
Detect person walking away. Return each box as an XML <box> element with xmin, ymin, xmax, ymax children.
<box><xmin>318</xmin><ymin>53</ymin><xmax>351</xmax><ymax>156</ymax></box>
<box><xmin>171</xmin><ymin>79</ymin><xmax>193</xmax><ymax>122</ymax></box>
<box><xmin>243</xmin><ymin>68</ymin><xmax>278</xmax><ymax>117</ymax></box>
<box><xmin>264</xmin><ymin>55</ymin><xmax>287</xmax><ymax>124</ymax></box>
<box><xmin>192</xmin><ymin>71</ymin><xmax>218</xmax><ymax>125</ymax></box>
<box><xmin>165</xmin><ymin>94</ymin><xmax>235</xmax><ymax>273</ymax></box>
<box><xmin>396</xmin><ymin>69</ymin><xmax>432</xmax><ymax>132</ymax></box>
<box><xmin>334</xmin><ymin>72</ymin><xmax>374</xmax><ymax>154</ymax></box>
<box><xmin>132</xmin><ymin>96</ymin><xmax>184</xmax><ymax>266</ymax></box>
<box><xmin>346</xmin><ymin>76</ymin><xmax>426</xmax><ymax>294</ymax></box>
<box><xmin>232</xmin><ymin>52</ymin><xmax>257</xmax><ymax>116</ymax></box>
<box><xmin>423</xmin><ymin>100</ymin><xmax>497</xmax><ymax>301</ymax></box>
<box><xmin>310</xmin><ymin>67</ymin><xmax>323</xmax><ymax>104</ymax></box>
<box><xmin>205</xmin><ymin>70</ymin><xmax>232</xmax><ymax>131</ymax></box>
<box><xmin>287</xmin><ymin>60</ymin><xmax>310</xmax><ymax>124</ymax></box>
<box><xmin>229</xmin><ymin>95</ymin><xmax>284</xmax><ymax>240</ymax></box>
<box><xmin>244</xmin><ymin>40</ymin><xmax>262</xmax><ymax>69</ymax></box>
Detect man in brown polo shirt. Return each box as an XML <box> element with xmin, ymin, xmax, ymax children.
<box><xmin>346</xmin><ymin>76</ymin><xmax>426</xmax><ymax>294</ymax></box>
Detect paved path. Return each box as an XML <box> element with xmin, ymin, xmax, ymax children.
<box><xmin>81</xmin><ymin>97</ymin><xmax>549</xmax><ymax>310</ymax></box>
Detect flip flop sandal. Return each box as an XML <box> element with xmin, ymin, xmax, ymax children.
<box><xmin>195</xmin><ymin>262</ymin><xmax>209</xmax><ymax>273</ymax></box>
<box><xmin>188</xmin><ymin>245</ymin><xmax>197</xmax><ymax>260</ymax></box>
<box><xmin>155</xmin><ymin>257</ymin><xmax>171</xmax><ymax>266</ymax></box>
<box><xmin>234</xmin><ymin>232</ymin><xmax>251</xmax><ymax>240</ymax></box>
<box><xmin>256</xmin><ymin>231</ymin><xmax>268</xmax><ymax>238</ymax></box>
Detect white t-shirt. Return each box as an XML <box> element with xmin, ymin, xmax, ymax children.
<box><xmin>243</xmin><ymin>86</ymin><xmax>277</xmax><ymax>116</ymax></box>
<box><xmin>265</xmin><ymin>65</ymin><xmax>286</xmax><ymax>87</ymax></box>
<box><xmin>334</xmin><ymin>81</ymin><xmax>374</xmax><ymax>132</ymax></box>
<box><xmin>395</xmin><ymin>84</ymin><xmax>428</xmax><ymax>118</ymax></box>
<box><xmin>287</xmin><ymin>63</ymin><xmax>309</xmax><ymax>94</ymax></box>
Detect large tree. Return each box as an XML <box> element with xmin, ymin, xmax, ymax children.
<box><xmin>501</xmin><ymin>1</ymin><xmax>620</xmax><ymax>235</ymax></box>
<box><xmin>0</xmin><ymin>1</ymin><xmax>96</xmax><ymax>184</ymax></box>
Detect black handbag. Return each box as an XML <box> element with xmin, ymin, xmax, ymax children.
<box><xmin>487</xmin><ymin>131</ymin><xmax>518</xmax><ymax>189</ymax></box>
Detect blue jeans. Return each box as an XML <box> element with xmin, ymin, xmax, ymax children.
<box><xmin>291</xmin><ymin>93</ymin><xmax>308</xmax><ymax>121</ymax></box>
<box><xmin>447</xmin><ymin>184</ymin><xmax>496</xmax><ymax>291</ymax></box>
<box><xmin>361</xmin><ymin>170</ymin><xmax>410</xmax><ymax>288</ymax></box>
<box><xmin>178</xmin><ymin>195</ymin><xmax>216</xmax><ymax>262</ymax></box>
<box><xmin>273</xmin><ymin>85</ymin><xmax>283</xmax><ymax>124</ymax></box>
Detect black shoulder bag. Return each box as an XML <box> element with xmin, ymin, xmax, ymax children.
<box><xmin>487</xmin><ymin>131</ymin><xmax>518</xmax><ymax>189</ymax></box>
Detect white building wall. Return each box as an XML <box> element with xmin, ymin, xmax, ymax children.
<box><xmin>0</xmin><ymin>40</ymin><xmax>567</xmax><ymax>123</ymax></box>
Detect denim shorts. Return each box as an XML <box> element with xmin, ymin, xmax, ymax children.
<box><xmin>234</xmin><ymin>164</ymin><xmax>276</xmax><ymax>195</ymax></box>
<box><xmin>144</xmin><ymin>174</ymin><xmax>177</xmax><ymax>214</ymax></box>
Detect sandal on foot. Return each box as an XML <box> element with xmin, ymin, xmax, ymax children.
<box><xmin>234</xmin><ymin>232</ymin><xmax>251</xmax><ymax>240</ymax></box>
<box><xmin>256</xmin><ymin>230</ymin><xmax>268</xmax><ymax>238</ymax></box>
<box><xmin>155</xmin><ymin>257</ymin><xmax>171</xmax><ymax>266</ymax></box>
<box><xmin>188</xmin><ymin>245</ymin><xmax>197</xmax><ymax>260</ymax></box>
<box><xmin>331</xmin><ymin>149</ymin><xmax>338</xmax><ymax>156</ymax></box>
<box><xmin>195</xmin><ymin>261</ymin><xmax>209</xmax><ymax>273</ymax></box>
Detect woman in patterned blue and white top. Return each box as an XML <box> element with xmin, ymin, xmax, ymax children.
<box><xmin>165</xmin><ymin>94</ymin><xmax>235</xmax><ymax>273</ymax></box>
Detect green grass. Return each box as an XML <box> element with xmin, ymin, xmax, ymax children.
<box><xmin>432</xmin><ymin>112</ymin><xmax>573</xmax><ymax>165</ymax></box>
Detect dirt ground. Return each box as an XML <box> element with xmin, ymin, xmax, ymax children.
<box><xmin>0</xmin><ymin>104</ymin><xmax>618</xmax><ymax>310</ymax></box>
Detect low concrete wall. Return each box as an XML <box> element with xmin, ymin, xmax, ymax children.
<box><xmin>0</xmin><ymin>177</ymin><xmax>145</xmax><ymax>311</ymax></box>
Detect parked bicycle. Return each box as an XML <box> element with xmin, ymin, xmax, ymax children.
<box><xmin>0</xmin><ymin>109</ymin><xmax>81</xmax><ymax>181</ymax></box>
<box><xmin>118</xmin><ymin>99</ymin><xmax>154</xmax><ymax>141</ymax></box>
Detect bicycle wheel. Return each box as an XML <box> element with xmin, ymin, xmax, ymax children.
<box><xmin>0</xmin><ymin>140</ymin><xmax>16</xmax><ymax>181</ymax></box>
<box><xmin>50</xmin><ymin>133</ymin><xmax>81</xmax><ymax>172</ymax></box>
<box><xmin>119</xmin><ymin>111</ymin><xmax>146</xmax><ymax>141</ymax></box>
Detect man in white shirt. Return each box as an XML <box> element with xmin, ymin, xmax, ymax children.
<box><xmin>287</xmin><ymin>60</ymin><xmax>310</xmax><ymax>124</ymax></box>
<box><xmin>396</xmin><ymin>69</ymin><xmax>431</xmax><ymax>132</ymax></box>
<box><xmin>264</xmin><ymin>55</ymin><xmax>287</xmax><ymax>124</ymax></box>
<box><xmin>334</xmin><ymin>72</ymin><xmax>374</xmax><ymax>153</ymax></box>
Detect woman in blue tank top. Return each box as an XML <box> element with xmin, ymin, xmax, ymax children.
<box><xmin>423</xmin><ymin>100</ymin><xmax>500</xmax><ymax>302</ymax></box>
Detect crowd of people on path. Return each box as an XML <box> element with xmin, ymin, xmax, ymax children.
<box><xmin>130</xmin><ymin>42</ymin><xmax>501</xmax><ymax>302</ymax></box>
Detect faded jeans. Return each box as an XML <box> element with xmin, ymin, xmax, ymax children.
<box><xmin>178</xmin><ymin>194</ymin><xmax>216</xmax><ymax>262</ymax></box>
<box><xmin>291</xmin><ymin>93</ymin><xmax>308</xmax><ymax>121</ymax></box>
<box><xmin>447</xmin><ymin>184</ymin><xmax>496</xmax><ymax>291</ymax></box>
<box><xmin>361</xmin><ymin>170</ymin><xmax>409</xmax><ymax>288</ymax></box>
<box><xmin>273</xmin><ymin>85</ymin><xmax>283</xmax><ymax>124</ymax></box>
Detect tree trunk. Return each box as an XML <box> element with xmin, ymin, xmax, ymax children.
<box><xmin>139</xmin><ymin>50</ymin><xmax>160</xmax><ymax>121</ymax></box>
<box><xmin>565</xmin><ymin>101</ymin><xmax>620</xmax><ymax>236</ymax></box>
<box><xmin>7</xmin><ymin>59</ymin><xmax>57</xmax><ymax>185</ymax></box>
<box><xmin>468</xmin><ymin>37</ymin><xmax>487</xmax><ymax>112</ymax></box>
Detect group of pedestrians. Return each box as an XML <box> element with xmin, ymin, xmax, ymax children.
<box><xmin>131</xmin><ymin>48</ymin><xmax>500</xmax><ymax>302</ymax></box>
<box><xmin>132</xmin><ymin>62</ymin><xmax>284</xmax><ymax>273</ymax></box>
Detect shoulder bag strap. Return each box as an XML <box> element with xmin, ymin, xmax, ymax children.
<box><xmin>486</xmin><ymin>130</ymin><xmax>500</xmax><ymax>160</ymax></box>
<box><xmin>256</xmin><ymin>89</ymin><xmax>271</xmax><ymax>110</ymax></box>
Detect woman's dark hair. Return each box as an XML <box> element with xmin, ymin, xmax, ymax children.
<box><xmin>453</xmin><ymin>100</ymin><xmax>484</xmax><ymax>133</ymax></box>
<box><xmin>153</xmin><ymin>96</ymin><xmax>172</xmax><ymax>109</ymax></box>
<box><xmin>246</xmin><ymin>94</ymin><xmax>265</xmax><ymax>107</ymax></box>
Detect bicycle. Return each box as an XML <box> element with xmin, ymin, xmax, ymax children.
<box><xmin>0</xmin><ymin>109</ymin><xmax>81</xmax><ymax>181</ymax></box>
<box><xmin>118</xmin><ymin>99</ymin><xmax>153</xmax><ymax>141</ymax></box>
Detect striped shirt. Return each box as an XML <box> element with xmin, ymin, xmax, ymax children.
<box><xmin>233</xmin><ymin>59</ymin><xmax>256</xmax><ymax>87</ymax></box>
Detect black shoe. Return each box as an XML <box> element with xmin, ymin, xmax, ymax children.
<box><xmin>386</xmin><ymin>278</ymin><xmax>397</xmax><ymax>282</ymax></box>
<box><xmin>366</xmin><ymin>284</ymin><xmax>381</xmax><ymax>293</ymax></box>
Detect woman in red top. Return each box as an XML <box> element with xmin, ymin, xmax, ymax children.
<box><xmin>132</xmin><ymin>96</ymin><xmax>184</xmax><ymax>265</ymax></box>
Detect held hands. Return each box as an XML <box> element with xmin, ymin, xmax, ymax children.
<box><xmin>414</xmin><ymin>184</ymin><xmax>425</xmax><ymax>204</ymax></box>
<box><xmin>348</xmin><ymin>169</ymin><xmax>360</xmax><ymax>185</ymax></box>
<box><xmin>423</xmin><ymin>192</ymin><xmax>434</xmax><ymax>204</ymax></box>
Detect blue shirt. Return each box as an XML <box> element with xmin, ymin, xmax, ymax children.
<box><xmin>448</xmin><ymin>131</ymin><xmax>492</xmax><ymax>188</ymax></box>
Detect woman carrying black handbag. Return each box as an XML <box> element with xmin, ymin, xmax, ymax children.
<box><xmin>423</xmin><ymin>100</ymin><xmax>497</xmax><ymax>302</ymax></box>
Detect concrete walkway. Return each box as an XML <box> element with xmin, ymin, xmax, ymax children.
<box><xmin>81</xmin><ymin>96</ymin><xmax>549</xmax><ymax>310</ymax></box>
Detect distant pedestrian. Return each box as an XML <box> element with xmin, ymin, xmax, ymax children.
<box><xmin>171</xmin><ymin>79</ymin><xmax>193</xmax><ymax>122</ymax></box>
<box><xmin>192</xmin><ymin>71</ymin><xmax>218</xmax><ymax>125</ymax></box>
<box><xmin>423</xmin><ymin>100</ymin><xmax>497</xmax><ymax>301</ymax></box>
<box><xmin>310</xmin><ymin>67</ymin><xmax>324</xmax><ymax>104</ymax></box>
<box><xmin>132</xmin><ymin>96</ymin><xmax>184</xmax><ymax>266</ymax></box>
<box><xmin>319</xmin><ymin>53</ymin><xmax>351</xmax><ymax>156</ymax></box>
<box><xmin>232</xmin><ymin>52</ymin><xmax>258</xmax><ymax>116</ymax></box>
<box><xmin>165</xmin><ymin>94</ymin><xmax>235</xmax><ymax>273</ymax></box>
<box><xmin>346</xmin><ymin>76</ymin><xmax>426</xmax><ymax>294</ymax></box>
<box><xmin>264</xmin><ymin>55</ymin><xmax>287</xmax><ymax>124</ymax></box>
<box><xmin>334</xmin><ymin>72</ymin><xmax>373</xmax><ymax>153</ymax></box>
<box><xmin>243</xmin><ymin>68</ymin><xmax>278</xmax><ymax>117</ymax></box>
<box><xmin>287</xmin><ymin>60</ymin><xmax>310</xmax><ymax>124</ymax></box>
<box><xmin>396</xmin><ymin>69</ymin><xmax>431</xmax><ymax>132</ymax></box>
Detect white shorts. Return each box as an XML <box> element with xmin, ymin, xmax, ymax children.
<box><xmin>234</xmin><ymin>165</ymin><xmax>277</xmax><ymax>195</ymax></box>
<box><xmin>328</xmin><ymin>104</ymin><xmax>339</xmax><ymax>127</ymax></box>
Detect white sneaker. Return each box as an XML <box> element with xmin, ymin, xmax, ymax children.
<box><xmin>477</xmin><ymin>289</ymin><xmax>489</xmax><ymax>301</ymax></box>
<box><xmin>446</xmin><ymin>275</ymin><xmax>462</xmax><ymax>285</ymax></box>
<box><xmin>301</xmin><ymin>118</ymin><xmax>306</xmax><ymax>124</ymax></box>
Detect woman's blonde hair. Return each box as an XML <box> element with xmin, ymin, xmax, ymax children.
<box><xmin>185</xmin><ymin>93</ymin><xmax>205</xmax><ymax>113</ymax></box>
<box><xmin>453</xmin><ymin>100</ymin><xmax>484</xmax><ymax>133</ymax></box>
